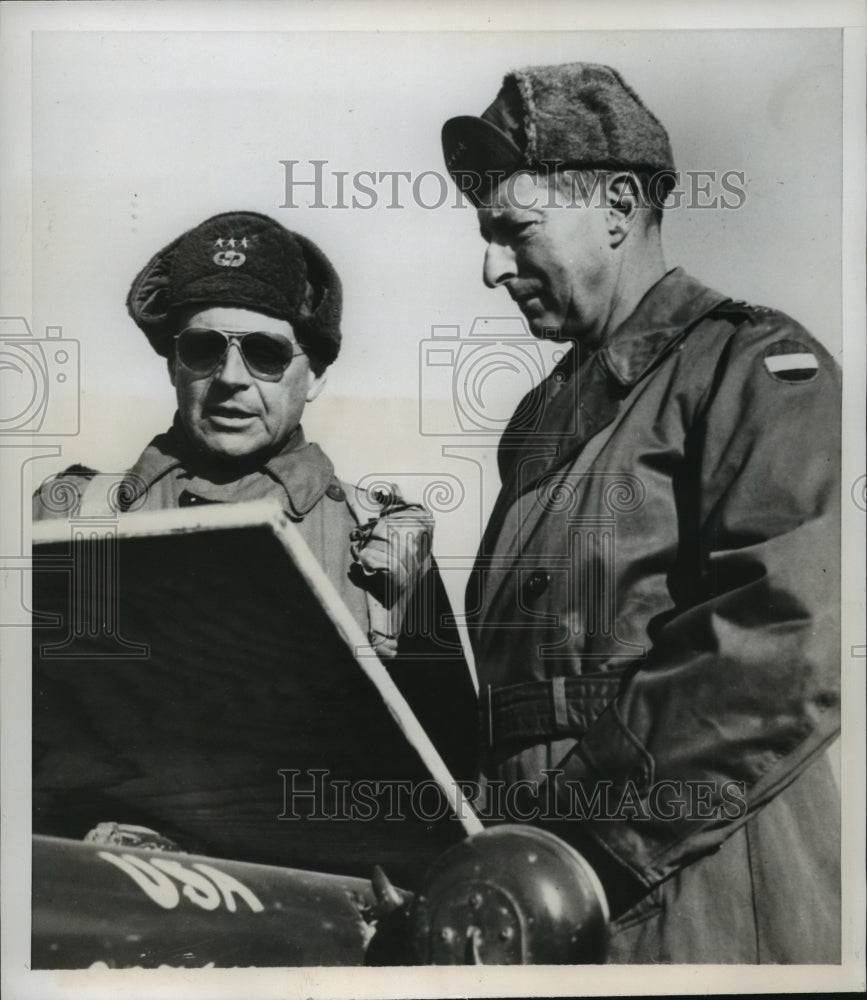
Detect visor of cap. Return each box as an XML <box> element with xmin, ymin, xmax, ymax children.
<box><xmin>441</xmin><ymin>115</ymin><xmax>527</xmax><ymax>205</ymax></box>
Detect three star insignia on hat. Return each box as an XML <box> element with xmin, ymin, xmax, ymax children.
<box><xmin>213</xmin><ymin>236</ymin><xmax>254</xmax><ymax>267</ymax></box>
<box><xmin>762</xmin><ymin>339</ymin><xmax>819</xmax><ymax>383</ymax></box>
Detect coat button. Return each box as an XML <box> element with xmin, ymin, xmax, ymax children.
<box><xmin>523</xmin><ymin>570</ymin><xmax>550</xmax><ymax>600</ymax></box>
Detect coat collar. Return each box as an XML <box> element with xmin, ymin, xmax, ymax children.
<box><xmin>263</xmin><ymin>431</ymin><xmax>336</xmax><ymax>516</ymax></box>
<box><xmin>471</xmin><ymin>270</ymin><xmax>730</xmax><ymax>652</ymax></box>
<box><xmin>128</xmin><ymin>418</ymin><xmax>335</xmax><ymax>516</ymax></box>
<box><xmin>599</xmin><ymin>267</ymin><xmax>728</xmax><ymax>386</ymax></box>
<box><xmin>497</xmin><ymin>269</ymin><xmax>729</xmax><ymax>481</ymax></box>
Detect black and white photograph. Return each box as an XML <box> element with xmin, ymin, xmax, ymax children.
<box><xmin>1</xmin><ymin>1</ymin><xmax>864</xmax><ymax>997</ymax></box>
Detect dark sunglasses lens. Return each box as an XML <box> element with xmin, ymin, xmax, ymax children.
<box><xmin>242</xmin><ymin>333</ymin><xmax>293</xmax><ymax>377</ymax></box>
<box><xmin>177</xmin><ymin>330</ymin><xmax>227</xmax><ymax>373</ymax></box>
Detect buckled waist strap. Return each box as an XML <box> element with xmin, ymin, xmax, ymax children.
<box><xmin>481</xmin><ymin>675</ymin><xmax>622</xmax><ymax>750</ymax></box>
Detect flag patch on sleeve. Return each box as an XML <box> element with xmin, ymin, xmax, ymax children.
<box><xmin>762</xmin><ymin>339</ymin><xmax>819</xmax><ymax>383</ymax></box>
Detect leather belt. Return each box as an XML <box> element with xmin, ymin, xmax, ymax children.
<box><xmin>481</xmin><ymin>675</ymin><xmax>622</xmax><ymax>750</ymax></box>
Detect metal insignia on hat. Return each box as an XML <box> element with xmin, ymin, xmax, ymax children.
<box><xmin>212</xmin><ymin>237</ymin><xmax>249</xmax><ymax>267</ymax></box>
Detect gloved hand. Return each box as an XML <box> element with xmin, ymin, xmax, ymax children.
<box><xmin>349</xmin><ymin>486</ymin><xmax>434</xmax><ymax>658</ymax></box>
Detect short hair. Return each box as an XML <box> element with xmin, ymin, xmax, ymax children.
<box><xmin>297</xmin><ymin>338</ymin><xmax>328</xmax><ymax>378</ymax></box>
<box><xmin>549</xmin><ymin>167</ymin><xmax>671</xmax><ymax>226</ymax></box>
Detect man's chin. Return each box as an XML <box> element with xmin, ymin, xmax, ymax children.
<box><xmin>524</xmin><ymin>310</ymin><xmax>567</xmax><ymax>340</ymax></box>
<box><xmin>191</xmin><ymin>430</ymin><xmax>266</xmax><ymax>462</ymax></box>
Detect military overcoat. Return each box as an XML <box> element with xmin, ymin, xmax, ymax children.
<box><xmin>469</xmin><ymin>268</ymin><xmax>841</xmax><ymax>962</ymax></box>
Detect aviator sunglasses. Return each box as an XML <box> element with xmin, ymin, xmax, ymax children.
<box><xmin>174</xmin><ymin>327</ymin><xmax>305</xmax><ymax>381</ymax></box>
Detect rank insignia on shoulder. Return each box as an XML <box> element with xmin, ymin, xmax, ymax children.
<box><xmin>712</xmin><ymin>299</ymin><xmax>778</xmax><ymax>326</ymax></box>
<box><xmin>762</xmin><ymin>339</ymin><xmax>819</xmax><ymax>383</ymax></box>
<box><xmin>57</xmin><ymin>463</ymin><xmax>99</xmax><ymax>480</ymax></box>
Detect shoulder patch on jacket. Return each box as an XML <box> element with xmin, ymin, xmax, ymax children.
<box><xmin>762</xmin><ymin>339</ymin><xmax>819</xmax><ymax>383</ymax></box>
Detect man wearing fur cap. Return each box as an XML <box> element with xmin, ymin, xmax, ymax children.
<box><xmin>33</xmin><ymin>211</ymin><xmax>476</xmax><ymax>780</ymax></box>
<box><xmin>442</xmin><ymin>63</ymin><xmax>840</xmax><ymax>962</ymax></box>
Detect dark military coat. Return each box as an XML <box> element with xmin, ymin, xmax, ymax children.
<box><xmin>469</xmin><ymin>268</ymin><xmax>840</xmax><ymax>962</ymax></box>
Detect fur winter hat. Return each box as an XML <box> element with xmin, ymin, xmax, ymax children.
<box><xmin>442</xmin><ymin>63</ymin><xmax>675</xmax><ymax>205</ymax></box>
<box><xmin>127</xmin><ymin>211</ymin><xmax>342</xmax><ymax>367</ymax></box>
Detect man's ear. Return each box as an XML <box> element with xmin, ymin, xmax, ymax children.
<box><xmin>306</xmin><ymin>368</ymin><xmax>327</xmax><ymax>403</ymax></box>
<box><xmin>167</xmin><ymin>355</ymin><xmax>177</xmax><ymax>387</ymax></box>
<box><xmin>605</xmin><ymin>172</ymin><xmax>641</xmax><ymax>247</ymax></box>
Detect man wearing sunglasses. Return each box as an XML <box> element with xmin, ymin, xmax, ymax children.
<box><xmin>33</xmin><ymin>210</ymin><xmax>477</xmax><ymax>780</ymax></box>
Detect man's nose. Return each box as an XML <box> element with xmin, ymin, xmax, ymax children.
<box><xmin>214</xmin><ymin>340</ymin><xmax>251</xmax><ymax>385</ymax></box>
<box><xmin>483</xmin><ymin>241</ymin><xmax>517</xmax><ymax>289</ymax></box>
